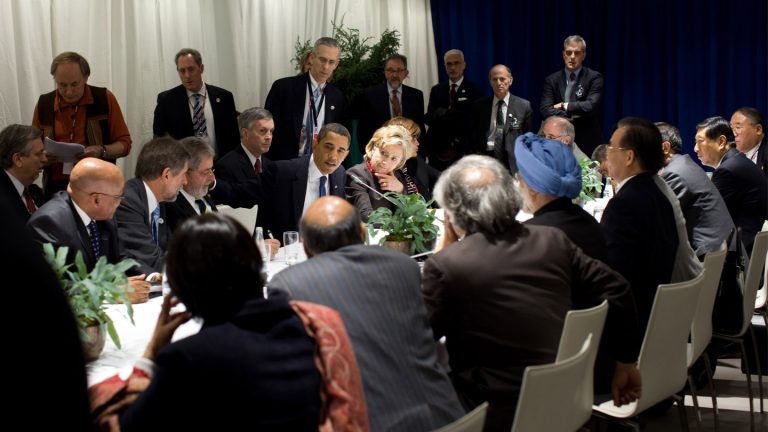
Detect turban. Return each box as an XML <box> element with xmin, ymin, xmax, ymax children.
<box><xmin>514</xmin><ymin>132</ymin><xmax>582</xmax><ymax>199</ymax></box>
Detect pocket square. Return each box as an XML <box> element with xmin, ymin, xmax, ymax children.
<box><xmin>458</xmin><ymin>97</ymin><xmax>468</xmax><ymax>101</ymax></box>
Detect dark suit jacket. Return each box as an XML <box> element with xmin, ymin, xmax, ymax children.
<box><xmin>119</xmin><ymin>291</ymin><xmax>322</xmax><ymax>431</ymax></box>
<box><xmin>756</xmin><ymin>138</ymin><xmax>768</xmax><ymax>177</ymax></box>
<box><xmin>27</xmin><ymin>191</ymin><xmax>120</xmax><ymax>271</ymax></box>
<box><xmin>601</xmin><ymin>173</ymin><xmax>678</xmax><ymax>330</ymax></box>
<box><xmin>540</xmin><ymin>67</ymin><xmax>604</xmax><ymax>156</ymax></box>
<box><xmin>525</xmin><ymin>197</ymin><xmax>608</xmax><ymax>262</ymax></box>
<box><xmin>268</xmin><ymin>244</ymin><xmax>464</xmax><ymax>432</ymax></box>
<box><xmin>712</xmin><ymin>147</ymin><xmax>768</xmax><ymax>253</ymax></box>
<box><xmin>213</xmin><ymin>146</ymin><xmax>275</xmax><ymax>229</ymax></box>
<box><xmin>263</xmin><ymin>155</ymin><xmax>345</xmax><ymax>240</ymax></box>
<box><xmin>661</xmin><ymin>154</ymin><xmax>735</xmax><ymax>257</ymax></box>
<box><xmin>163</xmin><ymin>194</ymin><xmax>217</xmax><ymax>235</ymax></box>
<box><xmin>422</xmin><ymin>224</ymin><xmax>639</xmax><ymax>432</ymax></box>
<box><xmin>345</xmin><ymin>162</ymin><xmax>409</xmax><ymax>221</ymax></box>
<box><xmin>470</xmin><ymin>94</ymin><xmax>532</xmax><ymax>173</ymax></box>
<box><xmin>0</xmin><ymin>170</ymin><xmax>43</xmax><ymax>223</ymax></box>
<box><xmin>425</xmin><ymin>78</ymin><xmax>483</xmax><ymax>163</ymax></box>
<box><xmin>264</xmin><ymin>73</ymin><xmax>346</xmax><ymax>161</ymax></box>
<box><xmin>152</xmin><ymin>84</ymin><xmax>239</xmax><ymax>157</ymax></box>
<box><xmin>114</xmin><ymin>178</ymin><xmax>168</xmax><ymax>275</ymax></box>
<box><xmin>354</xmin><ymin>83</ymin><xmax>425</xmax><ymax>151</ymax></box>
<box><xmin>402</xmin><ymin>156</ymin><xmax>440</xmax><ymax>203</ymax></box>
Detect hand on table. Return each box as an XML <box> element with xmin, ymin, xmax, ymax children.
<box><xmin>122</xmin><ymin>275</ymin><xmax>151</xmax><ymax>304</ymax></box>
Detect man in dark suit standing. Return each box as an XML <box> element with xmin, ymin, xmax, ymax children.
<box><xmin>730</xmin><ymin>107</ymin><xmax>768</xmax><ymax>177</ymax></box>
<box><xmin>269</xmin><ymin>196</ymin><xmax>465</xmax><ymax>431</ymax></box>
<box><xmin>27</xmin><ymin>158</ymin><xmax>150</xmax><ymax>303</ymax></box>
<box><xmin>355</xmin><ymin>54</ymin><xmax>425</xmax><ymax>152</ymax></box>
<box><xmin>694</xmin><ymin>116</ymin><xmax>767</xmax><ymax>254</ymax></box>
<box><xmin>470</xmin><ymin>64</ymin><xmax>532</xmax><ymax>174</ymax></box>
<box><xmin>115</xmin><ymin>137</ymin><xmax>191</xmax><ymax>277</ymax></box>
<box><xmin>153</xmin><ymin>48</ymin><xmax>239</xmax><ymax>158</ymax></box>
<box><xmin>164</xmin><ymin>137</ymin><xmax>217</xmax><ymax>234</ymax></box>
<box><xmin>656</xmin><ymin>122</ymin><xmax>734</xmax><ymax>258</ymax></box>
<box><xmin>540</xmin><ymin>35</ymin><xmax>604</xmax><ymax>157</ymax></box>
<box><xmin>424</xmin><ymin>49</ymin><xmax>483</xmax><ymax>170</ymax></box>
<box><xmin>265</xmin><ymin>37</ymin><xmax>346</xmax><ymax>161</ymax></box>
<box><xmin>0</xmin><ymin>124</ymin><xmax>47</xmax><ymax>222</ymax></box>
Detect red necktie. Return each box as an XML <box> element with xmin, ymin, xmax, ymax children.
<box><xmin>22</xmin><ymin>187</ymin><xmax>37</xmax><ymax>214</ymax></box>
<box><xmin>254</xmin><ymin>158</ymin><xmax>262</xmax><ymax>175</ymax></box>
<box><xmin>448</xmin><ymin>83</ymin><xmax>457</xmax><ymax>108</ymax></box>
<box><xmin>391</xmin><ymin>90</ymin><xmax>401</xmax><ymax>117</ymax></box>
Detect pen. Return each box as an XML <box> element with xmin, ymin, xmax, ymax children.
<box><xmin>267</xmin><ymin>230</ymin><xmax>275</xmax><ymax>240</ymax></box>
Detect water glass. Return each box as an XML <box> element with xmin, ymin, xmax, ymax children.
<box><xmin>283</xmin><ymin>231</ymin><xmax>299</xmax><ymax>265</ymax></box>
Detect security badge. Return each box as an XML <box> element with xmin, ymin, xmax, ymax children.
<box><xmin>509</xmin><ymin>114</ymin><xmax>521</xmax><ymax>130</ymax></box>
<box><xmin>575</xmin><ymin>85</ymin><xmax>584</xmax><ymax>98</ymax></box>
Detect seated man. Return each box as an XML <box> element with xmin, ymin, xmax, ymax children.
<box><xmin>164</xmin><ymin>137</ymin><xmax>217</xmax><ymax>234</ymax></box>
<box><xmin>27</xmin><ymin>158</ymin><xmax>150</xmax><ymax>303</ymax></box>
<box><xmin>422</xmin><ymin>155</ymin><xmax>641</xmax><ymax>432</ymax></box>
<box><xmin>268</xmin><ymin>196</ymin><xmax>465</xmax><ymax>431</ymax></box>
<box><xmin>0</xmin><ymin>124</ymin><xmax>47</xmax><ymax>222</ymax></box>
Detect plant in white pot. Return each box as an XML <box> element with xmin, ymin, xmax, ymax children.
<box><xmin>43</xmin><ymin>244</ymin><xmax>137</xmax><ymax>361</ymax></box>
<box><xmin>366</xmin><ymin>192</ymin><xmax>438</xmax><ymax>254</ymax></box>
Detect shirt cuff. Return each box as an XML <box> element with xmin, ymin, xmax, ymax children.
<box><xmin>563</xmin><ymin>102</ymin><xmax>569</xmax><ymax>111</ymax></box>
<box><xmin>134</xmin><ymin>357</ymin><xmax>157</xmax><ymax>378</ymax></box>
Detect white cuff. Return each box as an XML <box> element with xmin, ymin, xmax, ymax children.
<box><xmin>135</xmin><ymin>357</ymin><xmax>157</xmax><ymax>378</ymax></box>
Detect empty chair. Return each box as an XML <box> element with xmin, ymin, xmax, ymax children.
<box><xmin>593</xmin><ymin>273</ymin><xmax>704</xmax><ymax>432</ymax></box>
<box><xmin>432</xmin><ymin>402</ymin><xmax>488</xmax><ymax>432</ymax></box>
<box><xmin>216</xmin><ymin>204</ymin><xmax>258</xmax><ymax>236</ymax></box>
<box><xmin>510</xmin><ymin>335</ymin><xmax>595</xmax><ymax>432</ymax></box>
<box><xmin>556</xmin><ymin>300</ymin><xmax>609</xmax><ymax>363</ymax></box>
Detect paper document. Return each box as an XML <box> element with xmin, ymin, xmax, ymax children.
<box><xmin>44</xmin><ymin>137</ymin><xmax>84</xmax><ymax>163</ymax></box>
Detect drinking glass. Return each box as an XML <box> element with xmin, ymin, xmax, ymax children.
<box><xmin>283</xmin><ymin>231</ymin><xmax>300</xmax><ymax>265</ymax></box>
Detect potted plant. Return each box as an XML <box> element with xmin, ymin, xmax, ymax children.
<box><xmin>366</xmin><ymin>192</ymin><xmax>438</xmax><ymax>254</ymax></box>
<box><xmin>578</xmin><ymin>158</ymin><xmax>603</xmax><ymax>202</ymax></box>
<box><xmin>43</xmin><ymin>244</ymin><xmax>137</xmax><ymax>361</ymax></box>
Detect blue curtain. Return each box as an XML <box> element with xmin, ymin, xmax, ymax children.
<box><xmin>430</xmin><ymin>0</ymin><xmax>767</xmax><ymax>159</ymax></box>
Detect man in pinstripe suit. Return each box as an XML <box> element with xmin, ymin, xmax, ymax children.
<box><xmin>268</xmin><ymin>196</ymin><xmax>464</xmax><ymax>431</ymax></box>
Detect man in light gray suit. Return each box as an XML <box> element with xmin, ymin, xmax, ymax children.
<box><xmin>656</xmin><ymin>122</ymin><xmax>735</xmax><ymax>258</ymax></box>
<box><xmin>268</xmin><ymin>196</ymin><xmax>464</xmax><ymax>431</ymax></box>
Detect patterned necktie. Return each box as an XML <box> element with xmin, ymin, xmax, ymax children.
<box><xmin>319</xmin><ymin>176</ymin><xmax>327</xmax><ymax>197</ymax></box>
<box><xmin>195</xmin><ymin>199</ymin><xmax>207</xmax><ymax>215</ymax></box>
<box><xmin>22</xmin><ymin>187</ymin><xmax>37</xmax><ymax>214</ymax></box>
<box><xmin>391</xmin><ymin>89</ymin><xmax>401</xmax><ymax>117</ymax></box>
<box><xmin>151</xmin><ymin>206</ymin><xmax>160</xmax><ymax>245</ymax></box>
<box><xmin>496</xmin><ymin>100</ymin><xmax>505</xmax><ymax>133</ymax></box>
<box><xmin>400</xmin><ymin>166</ymin><xmax>419</xmax><ymax>195</ymax></box>
<box><xmin>448</xmin><ymin>83</ymin><xmax>457</xmax><ymax>108</ymax></box>
<box><xmin>87</xmin><ymin>220</ymin><xmax>101</xmax><ymax>259</ymax></box>
<box><xmin>254</xmin><ymin>158</ymin><xmax>262</xmax><ymax>175</ymax></box>
<box><xmin>192</xmin><ymin>93</ymin><xmax>207</xmax><ymax>137</ymax></box>
<box><xmin>304</xmin><ymin>86</ymin><xmax>322</xmax><ymax>155</ymax></box>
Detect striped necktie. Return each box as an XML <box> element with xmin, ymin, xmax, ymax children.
<box><xmin>192</xmin><ymin>93</ymin><xmax>207</xmax><ymax>137</ymax></box>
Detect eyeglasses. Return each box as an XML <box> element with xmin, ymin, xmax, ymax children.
<box><xmin>90</xmin><ymin>192</ymin><xmax>124</xmax><ymax>201</ymax></box>
<box><xmin>190</xmin><ymin>168</ymin><xmax>215</xmax><ymax>176</ymax></box>
<box><xmin>386</xmin><ymin>68</ymin><xmax>406</xmax><ymax>74</ymax></box>
<box><xmin>564</xmin><ymin>50</ymin><xmax>584</xmax><ymax>56</ymax></box>
<box><xmin>540</xmin><ymin>133</ymin><xmax>567</xmax><ymax>140</ymax></box>
<box><xmin>607</xmin><ymin>146</ymin><xmax>629</xmax><ymax>152</ymax></box>
<box><xmin>315</xmin><ymin>56</ymin><xmax>339</xmax><ymax>67</ymax></box>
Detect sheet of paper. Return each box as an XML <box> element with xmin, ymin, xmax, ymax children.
<box><xmin>44</xmin><ymin>137</ymin><xmax>84</xmax><ymax>163</ymax></box>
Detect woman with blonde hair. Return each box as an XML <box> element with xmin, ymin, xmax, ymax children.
<box><xmin>345</xmin><ymin>124</ymin><xmax>411</xmax><ymax>221</ymax></box>
<box><xmin>385</xmin><ymin>116</ymin><xmax>441</xmax><ymax>202</ymax></box>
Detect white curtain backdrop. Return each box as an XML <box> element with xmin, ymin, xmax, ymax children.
<box><xmin>0</xmin><ymin>0</ymin><xmax>438</xmax><ymax>177</ymax></box>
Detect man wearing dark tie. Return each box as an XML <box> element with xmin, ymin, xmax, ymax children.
<box><xmin>164</xmin><ymin>137</ymin><xmax>218</xmax><ymax>234</ymax></box>
<box><xmin>0</xmin><ymin>124</ymin><xmax>47</xmax><ymax>222</ymax></box>
<box><xmin>265</xmin><ymin>37</ymin><xmax>346</xmax><ymax>161</ymax></box>
<box><xmin>215</xmin><ymin>107</ymin><xmax>276</xmax><ymax>182</ymax></box>
<box><xmin>355</xmin><ymin>54</ymin><xmax>426</xmax><ymax>152</ymax></box>
<box><xmin>540</xmin><ymin>35</ymin><xmax>604</xmax><ymax>156</ymax></box>
<box><xmin>470</xmin><ymin>64</ymin><xmax>532</xmax><ymax>173</ymax></box>
<box><xmin>730</xmin><ymin>107</ymin><xmax>768</xmax><ymax>177</ymax></box>
<box><xmin>152</xmin><ymin>48</ymin><xmax>239</xmax><ymax>158</ymax></box>
<box><xmin>425</xmin><ymin>49</ymin><xmax>483</xmax><ymax>170</ymax></box>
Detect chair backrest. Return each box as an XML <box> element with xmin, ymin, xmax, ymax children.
<box><xmin>741</xmin><ymin>229</ymin><xmax>768</xmax><ymax>334</ymax></box>
<box><xmin>755</xmin><ymin>220</ymin><xmax>768</xmax><ymax>309</ymax></box>
<box><xmin>635</xmin><ymin>273</ymin><xmax>703</xmax><ymax>413</ymax></box>
<box><xmin>556</xmin><ymin>300</ymin><xmax>608</xmax><ymax>363</ymax></box>
<box><xmin>688</xmin><ymin>243</ymin><xmax>728</xmax><ymax>366</ymax></box>
<box><xmin>432</xmin><ymin>402</ymin><xmax>488</xmax><ymax>432</ymax></box>
<box><xmin>216</xmin><ymin>204</ymin><xmax>258</xmax><ymax>236</ymax></box>
<box><xmin>511</xmin><ymin>335</ymin><xmax>594</xmax><ymax>432</ymax></box>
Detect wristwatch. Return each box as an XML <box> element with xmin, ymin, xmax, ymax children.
<box><xmin>100</xmin><ymin>145</ymin><xmax>108</xmax><ymax>159</ymax></box>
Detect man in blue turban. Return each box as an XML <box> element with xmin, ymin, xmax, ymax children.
<box><xmin>515</xmin><ymin>132</ymin><xmax>607</xmax><ymax>261</ymax></box>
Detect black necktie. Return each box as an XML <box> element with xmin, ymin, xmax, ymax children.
<box><xmin>195</xmin><ymin>199</ymin><xmax>207</xmax><ymax>214</ymax></box>
<box><xmin>87</xmin><ymin>220</ymin><xmax>101</xmax><ymax>259</ymax></box>
<box><xmin>565</xmin><ymin>72</ymin><xmax>577</xmax><ymax>102</ymax></box>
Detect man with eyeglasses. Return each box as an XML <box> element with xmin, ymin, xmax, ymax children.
<box><xmin>27</xmin><ymin>157</ymin><xmax>150</xmax><ymax>303</ymax></box>
<box><xmin>163</xmin><ymin>137</ymin><xmax>217</xmax><ymax>235</ymax></box>
<box><xmin>541</xmin><ymin>116</ymin><xmax>591</xmax><ymax>163</ymax></box>
<box><xmin>354</xmin><ymin>53</ymin><xmax>425</xmax><ymax>152</ymax></box>
<box><xmin>730</xmin><ymin>107</ymin><xmax>768</xmax><ymax>177</ymax></box>
<box><xmin>265</xmin><ymin>37</ymin><xmax>347</xmax><ymax>161</ymax></box>
<box><xmin>540</xmin><ymin>35</ymin><xmax>604</xmax><ymax>157</ymax></box>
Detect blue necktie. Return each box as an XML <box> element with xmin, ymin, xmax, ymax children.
<box><xmin>151</xmin><ymin>206</ymin><xmax>160</xmax><ymax>245</ymax></box>
<box><xmin>304</xmin><ymin>86</ymin><xmax>322</xmax><ymax>155</ymax></box>
<box><xmin>87</xmin><ymin>220</ymin><xmax>101</xmax><ymax>259</ymax></box>
<box><xmin>192</xmin><ymin>94</ymin><xmax>207</xmax><ymax>137</ymax></box>
<box><xmin>319</xmin><ymin>176</ymin><xmax>327</xmax><ymax>197</ymax></box>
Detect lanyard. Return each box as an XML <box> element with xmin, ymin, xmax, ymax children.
<box><xmin>306</xmin><ymin>77</ymin><xmax>326</xmax><ymax>128</ymax></box>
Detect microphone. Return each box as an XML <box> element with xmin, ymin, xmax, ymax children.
<box><xmin>348</xmin><ymin>173</ymin><xmax>398</xmax><ymax>205</ymax></box>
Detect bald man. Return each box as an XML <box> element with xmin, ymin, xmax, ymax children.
<box><xmin>268</xmin><ymin>196</ymin><xmax>465</xmax><ymax>431</ymax></box>
<box><xmin>28</xmin><ymin>158</ymin><xmax>150</xmax><ymax>303</ymax></box>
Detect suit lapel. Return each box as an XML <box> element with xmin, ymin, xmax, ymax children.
<box><xmin>174</xmin><ymin>86</ymin><xmax>194</xmax><ymax>135</ymax></box>
<box><xmin>293</xmin><ymin>75</ymin><xmax>309</xmax><ymax>136</ymax></box>
<box><xmin>329</xmin><ymin>168</ymin><xmax>344</xmax><ymax>197</ymax></box>
<box><xmin>66</xmin><ymin>196</ymin><xmax>97</xmax><ymax>268</ymax></box>
<box><xmin>292</xmin><ymin>158</ymin><xmax>310</xmax><ymax>224</ymax></box>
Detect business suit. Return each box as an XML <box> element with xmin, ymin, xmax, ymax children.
<box><xmin>262</xmin><ymin>155</ymin><xmax>345</xmax><ymax>241</ymax></box>
<box><xmin>525</xmin><ymin>197</ymin><xmax>608</xmax><ymax>262</ymax></box>
<box><xmin>268</xmin><ymin>244</ymin><xmax>465</xmax><ymax>432</ymax></box>
<box><xmin>540</xmin><ymin>67</ymin><xmax>604</xmax><ymax>156</ymax></box>
<box><xmin>213</xmin><ymin>145</ymin><xmax>275</xmax><ymax>229</ymax></box>
<box><xmin>114</xmin><ymin>178</ymin><xmax>168</xmax><ymax>275</ymax></box>
<box><xmin>712</xmin><ymin>147</ymin><xmax>768</xmax><ymax>253</ymax></box>
<box><xmin>354</xmin><ymin>83</ymin><xmax>425</xmax><ymax>152</ymax></box>
<box><xmin>470</xmin><ymin>94</ymin><xmax>532</xmax><ymax>173</ymax></box>
<box><xmin>152</xmin><ymin>84</ymin><xmax>239</xmax><ymax>157</ymax></box>
<box><xmin>401</xmin><ymin>156</ymin><xmax>440</xmax><ymax>203</ymax></box>
<box><xmin>345</xmin><ymin>162</ymin><xmax>410</xmax><ymax>221</ymax></box>
<box><xmin>661</xmin><ymin>153</ymin><xmax>735</xmax><ymax>257</ymax></box>
<box><xmin>0</xmin><ymin>169</ymin><xmax>42</xmax><ymax>223</ymax></box>
<box><xmin>601</xmin><ymin>173</ymin><xmax>678</xmax><ymax>330</ymax></box>
<box><xmin>422</xmin><ymin>224</ymin><xmax>639</xmax><ymax>432</ymax></box>
<box><xmin>755</xmin><ymin>138</ymin><xmax>768</xmax><ymax>177</ymax></box>
<box><xmin>264</xmin><ymin>73</ymin><xmax>346</xmax><ymax>161</ymax></box>
<box><xmin>27</xmin><ymin>191</ymin><xmax>120</xmax><ymax>271</ymax></box>
<box><xmin>425</xmin><ymin>78</ymin><xmax>484</xmax><ymax>168</ymax></box>
<box><xmin>119</xmin><ymin>290</ymin><xmax>322</xmax><ymax>431</ymax></box>
<box><xmin>163</xmin><ymin>194</ymin><xmax>217</xmax><ymax>235</ymax></box>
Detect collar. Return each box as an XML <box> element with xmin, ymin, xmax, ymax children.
<box><xmin>387</xmin><ymin>82</ymin><xmax>401</xmax><ymax>95</ymax></box>
<box><xmin>745</xmin><ymin>142</ymin><xmax>761</xmax><ymax>163</ymax></box>
<box><xmin>71</xmin><ymin>198</ymin><xmax>93</xmax><ymax>227</ymax></box>
<box><xmin>713</xmin><ymin>149</ymin><xmax>730</xmax><ymax>169</ymax></box>
<box><xmin>240</xmin><ymin>143</ymin><xmax>260</xmax><ymax>167</ymax></box>
<box><xmin>54</xmin><ymin>85</ymin><xmax>93</xmax><ymax>112</ymax></box>
<box><xmin>449</xmin><ymin>76</ymin><xmax>464</xmax><ymax>87</ymax></box>
<box><xmin>495</xmin><ymin>93</ymin><xmax>510</xmax><ymax>106</ymax></box>
<box><xmin>565</xmin><ymin>67</ymin><xmax>583</xmax><ymax>79</ymax></box>
<box><xmin>185</xmin><ymin>82</ymin><xmax>207</xmax><ymax>99</ymax></box>
<box><xmin>179</xmin><ymin>188</ymin><xmax>202</xmax><ymax>212</ymax></box>
<box><xmin>142</xmin><ymin>181</ymin><xmax>160</xmax><ymax>219</ymax></box>
<box><xmin>533</xmin><ymin>196</ymin><xmax>572</xmax><ymax>216</ymax></box>
<box><xmin>308</xmin><ymin>72</ymin><xmax>325</xmax><ymax>90</ymax></box>
<box><xmin>4</xmin><ymin>170</ymin><xmax>25</xmax><ymax>196</ymax></box>
<box><xmin>615</xmin><ymin>174</ymin><xmax>637</xmax><ymax>194</ymax></box>
<box><xmin>308</xmin><ymin>155</ymin><xmax>325</xmax><ymax>182</ymax></box>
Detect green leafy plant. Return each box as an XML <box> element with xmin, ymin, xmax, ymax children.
<box><xmin>366</xmin><ymin>192</ymin><xmax>438</xmax><ymax>254</ymax></box>
<box><xmin>578</xmin><ymin>158</ymin><xmax>603</xmax><ymax>202</ymax></box>
<box><xmin>43</xmin><ymin>244</ymin><xmax>137</xmax><ymax>348</ymax></box>
<box><xmin>293</xmin><ymin>18</ymin><xmax>401</xmax><ymax>105</ymax></box>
